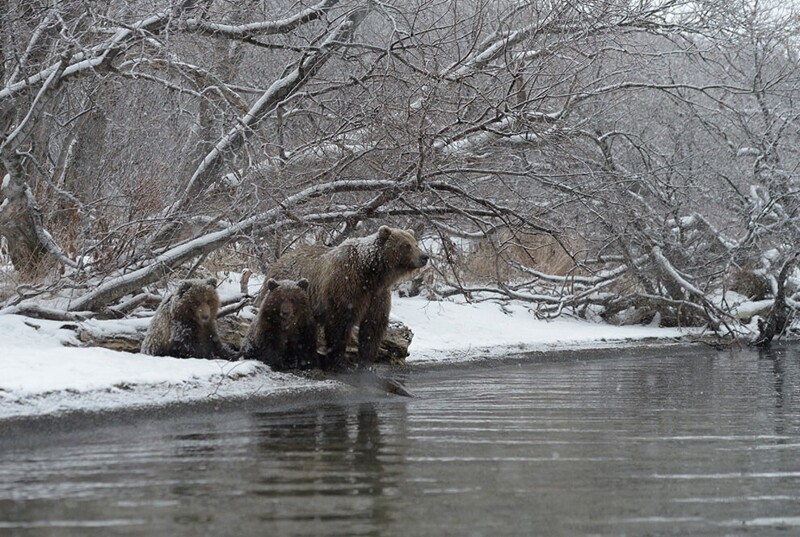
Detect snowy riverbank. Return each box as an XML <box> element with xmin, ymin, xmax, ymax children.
<box><xmin>0</xmin><ymin>296</ymin><xmax>704</xmax><ymax>420</ymax></box>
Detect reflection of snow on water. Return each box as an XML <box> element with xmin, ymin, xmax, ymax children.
<box><xmin>652</xmin><ymin>472</ymin><xmax>800</xmax><ymax>479</ymax></box>
<box><xmin>674</xmin><ymin>496</ymin><xmax>799</xmax><ymax>503</ymax></box>
<box><xmin>0</xmin><ymin>520</ymin><xmax>148</xmax><ymax>529</ymax></box>
<box><xmin>735</xmin><ymin>517</ymin><xmax>800</xmax><ymax>527</ymax></box>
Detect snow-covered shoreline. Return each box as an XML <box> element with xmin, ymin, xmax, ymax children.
<box><xmin>0</xmin><ymin>296</ymin><xmax>704</xmax><ymax>421</ymax></box>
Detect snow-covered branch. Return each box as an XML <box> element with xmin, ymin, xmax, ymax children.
<box><xmin>652</xmin><ymin>246</ymin><xmax>705</xmax><ymax>298</ymax></box>
<box><xmin>68</xmin><ymin>178</ymin><xmax>401</xmax><ymax>311</ymax></box>
<box><xmin>443</xmin><ymin>22</ymin><xmax>539</xmax><ymax>79</ymax></box>
<box><xmin>23</xmin><ymin>184</ymin><xmax>78</xmax><ymax>269</ymax></box>
<box><xmin>168</xmin><ymin>4</ymin><xmax>372</xmax><ymax>216</ymax></box>
<box><xmin>511</xmin><ymin>259</ymin><xmax>636</xmax><ymax>287</ymax></box>
<box><xmin>0</xmin><ymin>13</ymin><xmax>170</xmax><ymax>101</ymax></box>
<box><xmin>180</xmin><ymin>0</ymin><xmax>339</xmax><ymax>38</ymax></box>
<box><xmin>0</xmin><ymin>60</ymin><xmax>65</xmax><ymax>154</ymax></box>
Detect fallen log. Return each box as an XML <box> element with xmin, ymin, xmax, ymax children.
<box><xmin>71</xmin><ymin>315</ymin><xmax>414</xmax><ymax>396</ymax></box>
<box><xmin>73</xmin><ymin>314</ymin><xmax>414</xmax><ymax>366</ymax></box>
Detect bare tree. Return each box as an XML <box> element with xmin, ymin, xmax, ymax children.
<box><xmin>0</xmin><ymin>0</ymin><xmax>797</xmax><ymax>341</ymax></box>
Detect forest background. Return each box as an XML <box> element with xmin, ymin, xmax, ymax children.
<box><xmin>1</xmin><ymin>0</ymin><xmax>798</xmax><ymax>344</ymax></box>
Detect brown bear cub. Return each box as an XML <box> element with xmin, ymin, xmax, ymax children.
<box><xmin>141</xmin><ymin>278</ymin><xmax>234</xmax><ymax>360</ymax></box>
<box><xmin>242</xmin><ymin>278</ymin><xmax>318</xmax><ymax>370</ymax></box>
<box><xmin>258</xmin><ymin>225</ymin><xmax>429</xmax><ymax>370</ymax></box>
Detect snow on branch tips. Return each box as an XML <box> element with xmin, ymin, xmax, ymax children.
<box><xmin>168</xmin><ymin>5</ymin><xmax>372</xmax><ymax>217</ymax></box>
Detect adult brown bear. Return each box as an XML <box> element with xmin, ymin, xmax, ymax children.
<box><xmin>258</xmin><ymin>226</ymin><xmax>428</xmax><ymax>370</ymax></box>
<box><xmin>242</xmin><ymin>278</ymin><xmax>318</xmax><ymax>370</ymax></box>
<box><xmin>141</xmin><ymin>278</ymin><xmax>234</xmax><ymax>359</ymax></box>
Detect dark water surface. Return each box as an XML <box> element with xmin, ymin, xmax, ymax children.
<box><xmin>2</xmin><ymin>345</ymin><xmax>800</xmax><ymax>536</ymax></box>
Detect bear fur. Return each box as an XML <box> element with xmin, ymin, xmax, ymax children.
<box><xmin>258</xmin><ymin>225</ymin><xmax>429</xmax><ymax>370</ymax></box>
<box><xmin>141</xmin><ymin>278</ymin><xmax>234</xmax><ymax>360</ymax></box>
<box><xmin>242</xmin><ymin>278</ymin><xmax>318</xmax><ymax>370</ymax></box>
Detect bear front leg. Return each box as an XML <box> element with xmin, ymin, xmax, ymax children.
<box><xmin>210</xmin><ymin>331</ymin><xmax>237</xmax><ymax>361</ymax></box>
<box><xmin>296</xmin><ymin>323</ymin><xmax>320</xmax><ymax>370</ymax></box>
<box><xmin>169</xmin><ymin>323</ymin><xmax>199</xmax><ymax>358</ymax></box>
<box><xmin>323</xmin><ymin>318</ymin><xmax>353</xmax><ymax>371</ymax></box>
<box><xmin>262</xmin><ymin>341</ymin><xmax>288</xmax><ymax>370</ymax></box>
<box><xmin>358</xmin><ymin>291</ymin><xmax>391</xmax><ymax>365</ymax></box>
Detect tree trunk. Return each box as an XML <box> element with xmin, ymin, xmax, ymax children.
<box><xmin>0</xmin><ymin>160</ymin><xmax>56</xmax><ymax>278</ymax></box>
<box><xmin>754</xmin><ymin>255</ymin><xmax>797</xmax><ymax>347</ymax></box>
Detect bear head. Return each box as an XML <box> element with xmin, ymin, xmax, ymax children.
<box><xmin>265</xmin><ymin>278</ymin><xmax>311</xmax><ymax>323</ymax></box>
<box><xmin>172</xmin><ymin>277</ymin><xmax>220</xmax><ymax>326</ymax></box>
<box><xmin>377</xmin><ymin>225</ymin><xmax>429</xmax><ymax>271</ymax></box>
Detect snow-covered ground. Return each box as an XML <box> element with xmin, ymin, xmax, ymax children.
<box><xmin>393</xmin><ymin>296</ymin><xmax>695</xmax><ymax>360</ymax></box>
<box><xmin>0</xmin><ymin>294</ymin><xmax>702</xmax><ymax>421</ymax></box>
<box><xmin>0</xmin><ymin>313</ymin><xmax>339</xmax><ymax>420</ymax></box>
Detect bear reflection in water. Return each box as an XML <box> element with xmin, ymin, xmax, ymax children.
<box><xmin>252</xmin><ymin>403</ymin><xmax>398</xmax><ymax>500</ymax></box>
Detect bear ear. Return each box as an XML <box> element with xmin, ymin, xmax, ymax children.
<box><xmin>297</xmin><ymin>278</ymin><xmax>309</xmax><ymax>290</ymax></box>
<box><xmin>405</xmin><ymin>228</ymin><xmax>415</xmax><ymax>237</ymax></box>
<box><xmin>176</xmin><ymin>280</ymin><xmax>192</xmax><ymax>296</ymax></box>
<box><xmin>377</xmin><ymin>225</ymin><xmax>392</xmax><ymax>242</ymax></box>
<box><xmin>206</xmin><ymin>277</ymin><xmax>217</xmax><ymax>287</ymax></box>
<box><xmin>267</xmin><ymin>278</ymin><xmax>280</xmax><ymax>291</ymax></box>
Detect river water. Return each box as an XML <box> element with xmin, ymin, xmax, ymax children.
<box><xmin>1</xmin><ymin>344</ymin><xmax>799</xmax><ymax>536</ymax></box>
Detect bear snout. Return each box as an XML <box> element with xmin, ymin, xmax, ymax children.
<box><xmin>196</xmin><ymin>304</ymin><xmax>213</xmax><ymax>323</ymax></box>
<box><xmin>280</xmin><ymin>303</ymin><xmax>295</xmax><ymax>320</ymax></box>
<box><xmin>417</xmin><ymin>253</ymin><xmax>430</xmax><ymax>267</ymax></box>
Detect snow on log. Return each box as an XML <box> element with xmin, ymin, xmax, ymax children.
<box><xmin>3</xmin><ymin>303</ymin><xmax>94</xmax><ymax>321</ymax></box>
<box><xmin>651</xmin><ymin>246</ymin><xmax>705</xmax><ymax>298</ymax></box>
